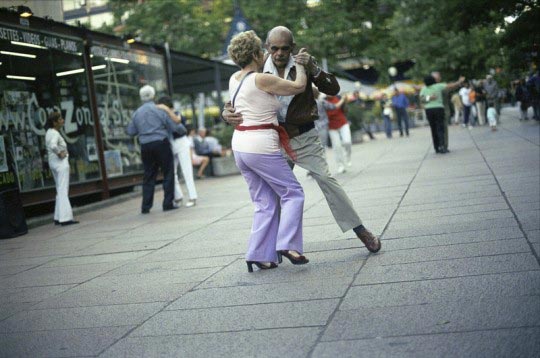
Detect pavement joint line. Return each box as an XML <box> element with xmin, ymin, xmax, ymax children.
<box><xmin>350</xmin><ymin>269</ymin><xmax>540</xmax><ymax>287</ymax></box>
<box><xmin>188</xmin><ymin>276</ymin><xmax>357</xmax><ymax>291</ymax></box>
<box><xmin>379</xmin><ymin>237</ymin><xmax>525</xmax><ymax>252</ymax></box>
<box><xmin>374</xmin><ymin>250</ymin><xmax>533</xmax><ymax>267</ymax></box>
<box><xmin>114</xmin><ymin>325</ymin><xmax>326</xmax><ymax>339</ymax></box>
<box><xmin>500</xmin><ymin>124</ymin><xmax>540</xmax><ymax>147</ymax></box>
<box><xmin>412</xmin><ymin>177</ymin><xmax>496</xmax><ymax>187</ymax></box>
<box><xmin>43</xmin><ymin>249</ymin><xmax>157</xmax><ymax>260</ymax></box>
<box><xmin>0</xmin><ymin>324</ymin><xmax>139</xmax><ymax>335</ymax></box>
<box><xmin>19</xmin><ymin>299</ymin><xmax>178</xmax><ymax>312</ymax></box>
<box><xmin>306</xmin><ymin>140</ymin><xmax>433</xmax><ymax>358</ymax></box>
<box><xmin>318</xmin><ymin>324</ymin><xmax>540</xmax><ymax>343</ymax></box>
<box><xmin>391</xmin><ymin>208</ymin><xmax>515</xmax><ymax>221</ymax></box>
<box><xmin>302</xmin><ymin>140</ymin><xmax>398</xmax><ymax>216</ymax></box>
<box><xmin>399</xmin><ymin>194</ymin><xmax>506</xmax><ymax>206</ymax></box>
<box><xmin>96</xmin><ymin>254</ymin><xmax>244</xmax><ymax>356</ymax></box>
<box><xmin>397</xmin><ymin>200</ymin><xmax>509</xmax><ymax>213</ymax></box>
<box><xmin>164</xmin><ymin>297</ymin><xmax>341</xmax><ymax>312</ymax></box>
<box><xmin>469</xmin><ymin>128</ymin><xmax>540</xmax><ymax>267</ymax></box>
<box><xmin>403</xmin><ymin>192</ymin><xmax>506</xmax><ymax>207</ymax></box>
<box><xmin>383</xmin><ymin>224</ymin><xmax>520</xmax><ymax>240</ymax></box>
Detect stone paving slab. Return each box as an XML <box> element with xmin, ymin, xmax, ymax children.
<box><xmin>32</xmin><ymin>280</ymin><xmax>199</xmax><ymax>309</ymax></box>
<box><xmin>322</xmin><ymin>295</ymin><xmax>540</xmax><ymax>341</ymax></box>
<box><xmin>383</xmin><ymin>217</ymin><xmax>518</xmax><ymax>239</ymax></box>
<box><xmin>313</xmin><ymin>327</ymin><xmax>540</xmax><ymax>358</ymax></box>
<box><xmin>393</xmin><ymin>209</ymin><xmax>514</xmax><ymax>225</ymax></box>
<box><xmin>167</xmin><ymin>278</ymin><xmax>351</xmax><ymax>310</ymax></box>
<box><xmin>0</xmin><ymin>303</ymin><xmax>165</xmax><ymax>333</ymax></box>
<box><xmin>364</xmin><ymin>238</ymin><xmax>530</xmax><ymax>266</ymax></box>
<box><xmin>343</xmin><ymin>271</ymin><xmax>540</xmax><ymax>309</ymax></box>
<box><xmin>354</xmin><ymin>253</ymin><xmax>539</xmax><ymax>285</ymax></box>
<box><xmin>132</xmin><ymin>300</ymin><xmax>338</xmax><ymax>336</ymax></box>
<box><xmin>528</xmin><ymin>229</ymin><xmax>540</xmax><ymax>244</ymax></box>
<box><xmin>392</xmin><ymin>202</ymin><xmax>509</xmax><ymax>220</ymax></box>
<box><xmin>0</xmin><ymin>108</ymin><xmax>538</xmax><ymax>357</ymax></box>
<box><xmin>398</xmin><ymin>195</ymin><xmax>505</xmax><ymax>212</ymax></box>
<box><xmin>0</xmin><ymin>326</ymin><xmax>134</xmax><ymax>358</ymax></box>
<box><xmin>0</xmin><ymin>302</ymin><xmax>34</xmax><ymax>322</ymax></box>
<box><xmin>41</xmin><ymin>251</ymin><xmax>153</xmax><ymax>268</ymax></box>
<box><xmin>0</xmin><ymin>262</ymin><xmax>124</xmax><ymax>288</ymax></box>
<box><xmin>199</xmin><ymin>259</ymin><xmax>365</xmax><ymax>289</ymax></box>
<box><xmin>381</xmin><ymin>227</ymin><xmax>524</xmax><ymax>251</ymax></box>
<box><xmin>101</xmin><ymin>327</ymin><xmax>322</xmax><ymax>358</ymax></box>
<box><xmin>0</xmin><ymin>284</ymin><xmax>75</xmax><ymax>305</ymax></box>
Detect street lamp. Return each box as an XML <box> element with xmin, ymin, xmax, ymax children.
<box><xmin>17</xmin><ymin>6</ymin><xmax>33</xmax><ymax>18</ymax></box>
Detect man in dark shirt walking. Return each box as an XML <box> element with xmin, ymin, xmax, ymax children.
<box><xmin>223</xmin><ymin>26</ymin><xmax>381</xmax><ymax>253</ymax></box>
<box><xmin>127</xmin><ymin>85</ymin><xmax>186</xmax><ymax>214</ymax></box>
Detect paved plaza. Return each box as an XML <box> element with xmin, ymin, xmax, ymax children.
<box><xmin>1</xmin><ymin>107</ymin><xmax>539</xmax><ymax>357</ymax></box>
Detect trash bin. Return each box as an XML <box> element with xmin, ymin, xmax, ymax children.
<box><xmin>0</xmin><ymin>187</ymin><xmax>28</xmax><ymax>239</ymax></box>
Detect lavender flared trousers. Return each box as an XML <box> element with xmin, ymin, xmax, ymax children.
<box><xmin>234</xmin><ymin>151</ymin><xmax>305</xmax><ymax>262</ymax></box>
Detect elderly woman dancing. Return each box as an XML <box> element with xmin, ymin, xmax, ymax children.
<box><xmin>228</xmin><ymin>30</ymin><xmax>308</xmax><ymax>272</ymax></box>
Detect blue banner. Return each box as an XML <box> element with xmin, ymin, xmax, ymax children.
<box><xmin>222</xmin><ymin>8</ymin><xmax>252</xmax><ymax>56</ymax></box>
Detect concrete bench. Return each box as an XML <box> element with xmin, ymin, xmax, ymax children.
<box><xmin>209</xmin><ymin>155</ymin><xmax>240</xmax><ymax>177</ymax></box>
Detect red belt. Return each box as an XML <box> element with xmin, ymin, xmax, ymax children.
<box><xmin>235</xmin><ymin>124</ymin><xmax>296</xmax><ymax>161</ymax></box>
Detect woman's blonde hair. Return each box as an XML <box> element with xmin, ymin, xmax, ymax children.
<box><xmin>227</xmin><ymin>30</ymin><xmax>262</xmax><ymax>68</ymax></box>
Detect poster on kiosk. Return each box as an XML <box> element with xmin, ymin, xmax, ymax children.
<box><xmin>0</xmin><ymin>134</ymin><xmax>28</xmax><ymax>239</ymax></box>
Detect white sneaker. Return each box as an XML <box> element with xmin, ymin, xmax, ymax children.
<box><xmin>337</xmin><ymin>165</ymin><xmax>346</xmax><ymax>174</ymax></box>
<box><xmin>185</xmin><ymin>199</ymin><xmax>196</xmax><ymax>208</ymax></box>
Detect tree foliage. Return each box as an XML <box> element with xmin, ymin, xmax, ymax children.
<box><xmin>100</xmin><ymin>0</ymin><xmax>539</xmax><ymax>84</ymax></box>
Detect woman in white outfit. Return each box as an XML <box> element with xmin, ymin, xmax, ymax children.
<box><xmin>156</xmin><ymin>96</ymin><xmax>197</xmax><ymax>207</ymax></box>
<box><xmin>45</xmin><ymin>112</ymin><xmax>78</xmax><ymax>226</ymax></box>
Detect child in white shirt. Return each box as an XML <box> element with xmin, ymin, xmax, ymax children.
<box><xmin>487</xmin><ymin>102</ymin><xmax>498</xmax><ymax>131</ymax></box>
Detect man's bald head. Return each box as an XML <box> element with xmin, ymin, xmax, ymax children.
<box><xmin>265</xmin><ymin>26</ymin><xmax>296</xmax><ymax>70</ymax></box>
<box><xmin>266</xmin><ymin>26</ymin><xmax>295</xmax><ymax>46</ymax></box>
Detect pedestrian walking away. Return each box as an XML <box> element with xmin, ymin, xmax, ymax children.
<box><xmin>127</xmin><ymin>85</ymin><xmax>186</xmax><ymax>214</ymax></box>
<box><xmin>391</xmin><ymin>87</ymin><xmax>410</xmax><ymax>136</ymax></box>
<box><xmin>223</xmin><ymin>26</ymin><xmax>381</xmax><ymax>253</ymax></box>
<box><xmin>227</xmin><ymin>30</ymin><xmax>308</xmax><ymax>272</ymax></box>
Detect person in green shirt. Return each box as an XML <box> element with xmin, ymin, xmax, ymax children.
<box><xmin>420</xmin><ymin>74</ymin><xmax>465</xmax><ymax>153</ymax></box>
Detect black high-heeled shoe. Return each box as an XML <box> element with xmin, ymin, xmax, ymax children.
<box><xmin>277</xmin><ymin>250</ymin><xmax>309</xmax><ymax>265</ymax></box>
<box><xmin>246</xmin><ymin>261</ymin><xmax>278</xmax><ymax>273</ymax></box>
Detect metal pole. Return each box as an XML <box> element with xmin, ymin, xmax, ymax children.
<box><xmin>82</xmin><ymin>32</ymin><xmax>110</xmax><ymax>199</ymax></box>
<box><xmin>198</xmin><ymin>93</ymin><xmax>205</xmax><ymax>129</ymax></box>
<box><xmin>214</xmin><ymin>62</ymin><xmax>223</xmax><ymax>110</ymax></box>
<box><xmin>164</xmin><ymin>42</ymin><xmax>174</xmax><ymax>96</ymax></box>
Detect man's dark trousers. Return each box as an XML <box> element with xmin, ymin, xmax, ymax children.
<box><xmin>425</xmin><ymin>108</ymin><xmax>445</xmax><ymax>152</ymax></box>
<box><xmin>141</xmin><ymin>139</ymin><xmax>175</xmax><ymax>211</ymax></box>
<box><xmin>395</xmin><ymin>107</ymin><xmax>409</xmax><ymax>136</ymax></box>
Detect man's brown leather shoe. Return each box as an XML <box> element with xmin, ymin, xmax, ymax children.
<box><xmin>357</xmin><ymin>229</ymin><xmax>381</xmax><ymax>253</ymax></box>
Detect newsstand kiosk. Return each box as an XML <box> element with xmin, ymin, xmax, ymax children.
<box><xmin>0</xmin><ymin>135</ymin><xmax>27</xmax><ymax>239</ymax></box>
